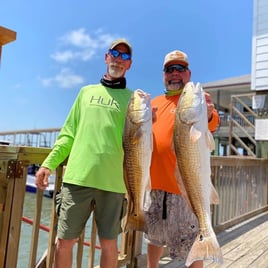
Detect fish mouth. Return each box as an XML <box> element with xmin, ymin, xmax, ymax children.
<box><xmin>128</xmin><ymin>90</ymin><xmax>151</xmax><ymax>124</ymax></box>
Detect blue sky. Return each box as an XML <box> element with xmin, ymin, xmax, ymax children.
<box><xmin>0</xmin><ymin>0</ymin><xmax>253</xmax><ymax>131</ymax></box>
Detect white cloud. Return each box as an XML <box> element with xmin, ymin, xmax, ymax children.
<box><xmin>50</xmin><ymin>28</ymin><xmax>119</xmax><ymax>63</ymax></box>
<box><xmin>41</xmin><ymin>68</ymin><xmax>85</xmax><ymax>89</ymax></box>
<box><xmin>60</xmin><ymin>28</ymin><xmax>95</xmax><ymax>48</ymax></box>
<box><xmin>42</xmin><ymin>28</ymin><xmax>129</xmax><ymax>90</ymax></box>
<box><xmin>51</xmin><ymin>50</ymin><xmax>74</xmax><ymax>63</ymax></box>
<box><xmin>51</xmin><ymin>49</ymin><xmax>96</xmax><ymax>63</ymax></box>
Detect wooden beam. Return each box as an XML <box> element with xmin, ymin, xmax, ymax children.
<box><xmin>0</xmin><ymin>26</ymin><xmax>16</xmax><ymax>46</ymax></box>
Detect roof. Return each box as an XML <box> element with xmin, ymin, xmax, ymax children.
<box><xmin>202</xmin><ymin>74</ymin><xmax>251</xmax><ymax>89</ymax></box>
<box><xmin>201</xmin><ymin>74</ymin><xmax>252</xmax><ymax>110</ymax></box>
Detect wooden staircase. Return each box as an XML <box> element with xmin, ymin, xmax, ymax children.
<box><xmin>228</xmin><ymin>93</ymin><xmax>257</xmax><ymax>157</ymax></box>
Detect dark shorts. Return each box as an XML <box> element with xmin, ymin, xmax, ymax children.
<box><xmin>56</xmin><ymin>183</ymin><xmax>127</xmax><ymax>240</ymax></box>
<box><xmin>143</xmin><ymin>190</ymin><xmax>199</xmax><ymax>260</ymax></box>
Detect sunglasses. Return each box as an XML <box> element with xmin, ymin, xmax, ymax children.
<box><xmin>164</xmin><ymin>64</ymin><xmax>188</xmax><ymax>74</ymax></box>
<box><xmin>108</xmin><ymin>49</ymin><xmax>131</xmax><ymax>61</ymax></box>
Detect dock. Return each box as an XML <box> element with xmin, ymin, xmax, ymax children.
<box><xmin>154</xmin><ymin>211</ymin><xmax>268</xmax><ymax>267</ymax></box>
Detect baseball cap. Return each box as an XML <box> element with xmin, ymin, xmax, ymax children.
<box><xmin>109</xmin><ymin>38</ymin><xmax>132</xmax><ymax>56</ymax></box>
<box><xmin>163</xmin><ymin>50</ymin><xmax>189</xmax><ymax>68</ymax></box>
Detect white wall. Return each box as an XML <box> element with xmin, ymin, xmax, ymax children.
<box><xmin>251</xmin><ymin>0</ymin><xmax>268</xmax><ymax>90</ymax></box>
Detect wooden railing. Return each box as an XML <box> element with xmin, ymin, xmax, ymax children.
<box><xmin>0</xmin><ymin>146</ymin><xmax>143</xmax><ymax>268</ymax></box>
<box><xmin>210</xmin><ymin>156</ymin><xmax>268</xmax><ymax>232</ymax></box>
<box><xmin>0</xmin><ymin>146</ymin><xmax>268</xmax><ymax>268</ymax></box>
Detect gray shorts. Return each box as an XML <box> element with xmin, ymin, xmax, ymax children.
<box><xmin>143</xmin><ymin>190</ymin><xmax>199</xmax><ymax>260</ymax></box>
<box><xmin>56</xmin><ymin>183</ymin><xmax>127</xmax><ymax>240</ymax></box>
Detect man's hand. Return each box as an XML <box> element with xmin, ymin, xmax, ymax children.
<box><xmin>204</xmin><ymin>92</ymin><xmax>215</xmax><ymax>121</ymax></box>
<box><xmin>152</xmin><ymin>106</ymin><xmax>158</xmax><ymax>123</ymax></box>
<box><xmin>35</xmin><ymin>167</ymin><xmax>51</xmax><ymax>190</ymax></box>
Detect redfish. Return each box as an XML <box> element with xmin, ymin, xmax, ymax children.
<box><xmin>173</xmin><ymin>82</ymin><xmax>223</xmax><ymax>266</ymax></box>
<box><xmin>123</xmin><ymin>89</ymin><xmax>152</xmax><ymax>232</ymax></box>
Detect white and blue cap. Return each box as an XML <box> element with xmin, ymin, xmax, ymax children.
<box><xmin>163</xmin><ymin>50</ymin><xmax>189</xmax><ymax>68</ymax></box>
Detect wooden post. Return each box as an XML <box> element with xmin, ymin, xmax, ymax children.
<box><xmin>0</xmin><ymin>160</ymin><xmax>15</xmax><ymax>268</ymax></box>
<box><xmin>0</xmin><ymin>26</ymin><xmax>17</xmax><ymax>63</ymax></box>
<box><xmin>46</xmin><ymin>165</ymin><xmax>64</xmax><ymax>268</ymax></box>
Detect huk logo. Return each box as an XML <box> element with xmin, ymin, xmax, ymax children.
<box><xmin>89</xmin><ymin>95</ymin><xmax>120</xmax><ymax>110</ymax></box>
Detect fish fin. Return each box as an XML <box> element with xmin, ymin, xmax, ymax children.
<box><xmin>206</xmin><ymin>131</ymin><xmax>215</xmax><ymax>152</ymax></box>
<box><xmin>210</xmin><ymin>183</ymin><xmax>220</xmax><ymax>204</ymax></box>
<box><xmin>123</xmin><ymin>196</ymin><xmax>134</xmax><ymax>232</ymax></box>
<box><xmin>190</xmin><ymin>125</ymin><xmax>202</xmax><ymax>143</ymax></box>
<box><xmin>146</xmin><ymin>132</ymin><xmax>153</xmax><ymax>192</ymax></box>
<box><xmin>146</xmin><ymin>177</ymin><xmax>151</xmax><ymax>191</ymax></box>
<box><xmin>122</xmin><ymin>196</ymin><xmax>130</xmax><ymax>233</ymax></box>
<box><xmin>132</xmin><ymin>128</ymin><xmax>142</xmax><ymax>144</ymax></box>
<box><xmin>185</xmin><ymin>232</ymin><xmax>223</xmax><ymax>267</ymax></box>
<box><xmin>174</xmin><ymin>165</ymin><xmax>194</xmax><ymax>211</ymax></box>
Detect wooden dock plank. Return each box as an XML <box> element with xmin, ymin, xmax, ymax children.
<box><xmin>151</xmin><ymin>211</ymin><xmax>268</xmax><ymax>268</ymax></box>
<box><xmin>250</xmin><ymin>250</ymin><xmax>268</xmax><ymax>267</ymax></box>
<box><xmin>227</xmin><ymin>235</ymin><xmax>268</xmax><ymax>267</ymax></box>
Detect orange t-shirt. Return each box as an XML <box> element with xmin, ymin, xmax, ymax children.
<box><xmin>150</xmin><ymin>94</ymin><xmax>219</xmax><ymax>194</ymax></box>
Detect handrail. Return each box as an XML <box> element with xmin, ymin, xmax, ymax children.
<box><xmin>229</xmin><ymin>93</ymin><xmax>257</xmax><ymax>156</ymax></box>
<box><xmin>21</xmin><ymin>216</ymin><xmax>102</xmax><ymax>250</ymax></box>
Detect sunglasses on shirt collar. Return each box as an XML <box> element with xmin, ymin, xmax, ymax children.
<box><xmin>108</xmin><ymin>49</ymin><xmax>131</xmax><ymax>61</ymax></box>
<box><xmin>164</xmin><ymin>64</ymin><xmax>188</xmax><ymax>74</ymax></box>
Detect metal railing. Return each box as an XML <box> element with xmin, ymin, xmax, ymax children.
<box><xmin>0</xmin><ymin>128</ymin><xmax>61</xmax><ymax>148</ymax></box>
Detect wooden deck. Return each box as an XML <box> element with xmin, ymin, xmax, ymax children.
<box><xmin>151</xmin><ymin>211</ymin><xmax>268</xmax><ymax>268</ymax></box>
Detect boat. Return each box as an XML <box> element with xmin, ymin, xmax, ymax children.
<box><xmin>0</xmin><ymin>140</ymin><xmax>10</xmax><ymax>145</ymax></box>
<box><xmin>26</xmin><ymin>174</ymin><xmax>55</xmax><ymax>198</ymax></box>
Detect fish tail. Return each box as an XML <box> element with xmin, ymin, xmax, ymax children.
<box><xmin>185</xmin><ymin>234</ymin><xmax>223</xmax><ymax>267</ymax></box>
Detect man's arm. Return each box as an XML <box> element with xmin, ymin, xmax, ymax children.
<box><xmin>205</xmin><ymin>92</ymin><xmax>220</xmax><ymax>133</ymax></box>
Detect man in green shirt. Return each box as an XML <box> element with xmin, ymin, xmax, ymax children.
<box><xmin>35</xmin><ymin>38</ymin><xmax>133</xmax><ymax>268</ymax></box>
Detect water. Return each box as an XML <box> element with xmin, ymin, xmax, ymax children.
<box><xmin>18</xmin><ymin>192</ymin><xmax>54</xmax><ymax>267</ymax></box>
<box><xmin>18</xmin><ymin>192</ymin><xmax>101</xmax><ymax>268</ymax></box>
<box><xmin>18</xmin><ymin>192</ymin><xmax>146</xmax><ymax>267</ymax></box>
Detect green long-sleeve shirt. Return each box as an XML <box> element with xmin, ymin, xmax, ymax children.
<box><xmin>42</xmin><ymin>83</ymin><xmax>132</xmax><ymax>193</ymax></box>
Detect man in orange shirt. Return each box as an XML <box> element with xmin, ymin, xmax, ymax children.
<box><xmin>144</xmin><ymin>50</ymin><xmax>220</xmax><ymax>268</ymax></box>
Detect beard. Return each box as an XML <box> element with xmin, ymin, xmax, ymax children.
<box><xmin>166</xmin><ymin>80</ymin><xmax>185</xmax><ymax>91</ymax></box>
<box><xmin>108</xmin><ymin>63</ymin><xmax>125</xmax><ymax>78</ymax></box>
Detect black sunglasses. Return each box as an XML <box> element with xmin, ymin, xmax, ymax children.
<box><xmin>108</xmin><ymin>49</ymin><xmax>131</xmax><ymax>61</ymax></box>
<box><xmin>164</xmin><ymin>64</ymin><xmax>188</xmax><ymax>73</ymax></box>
